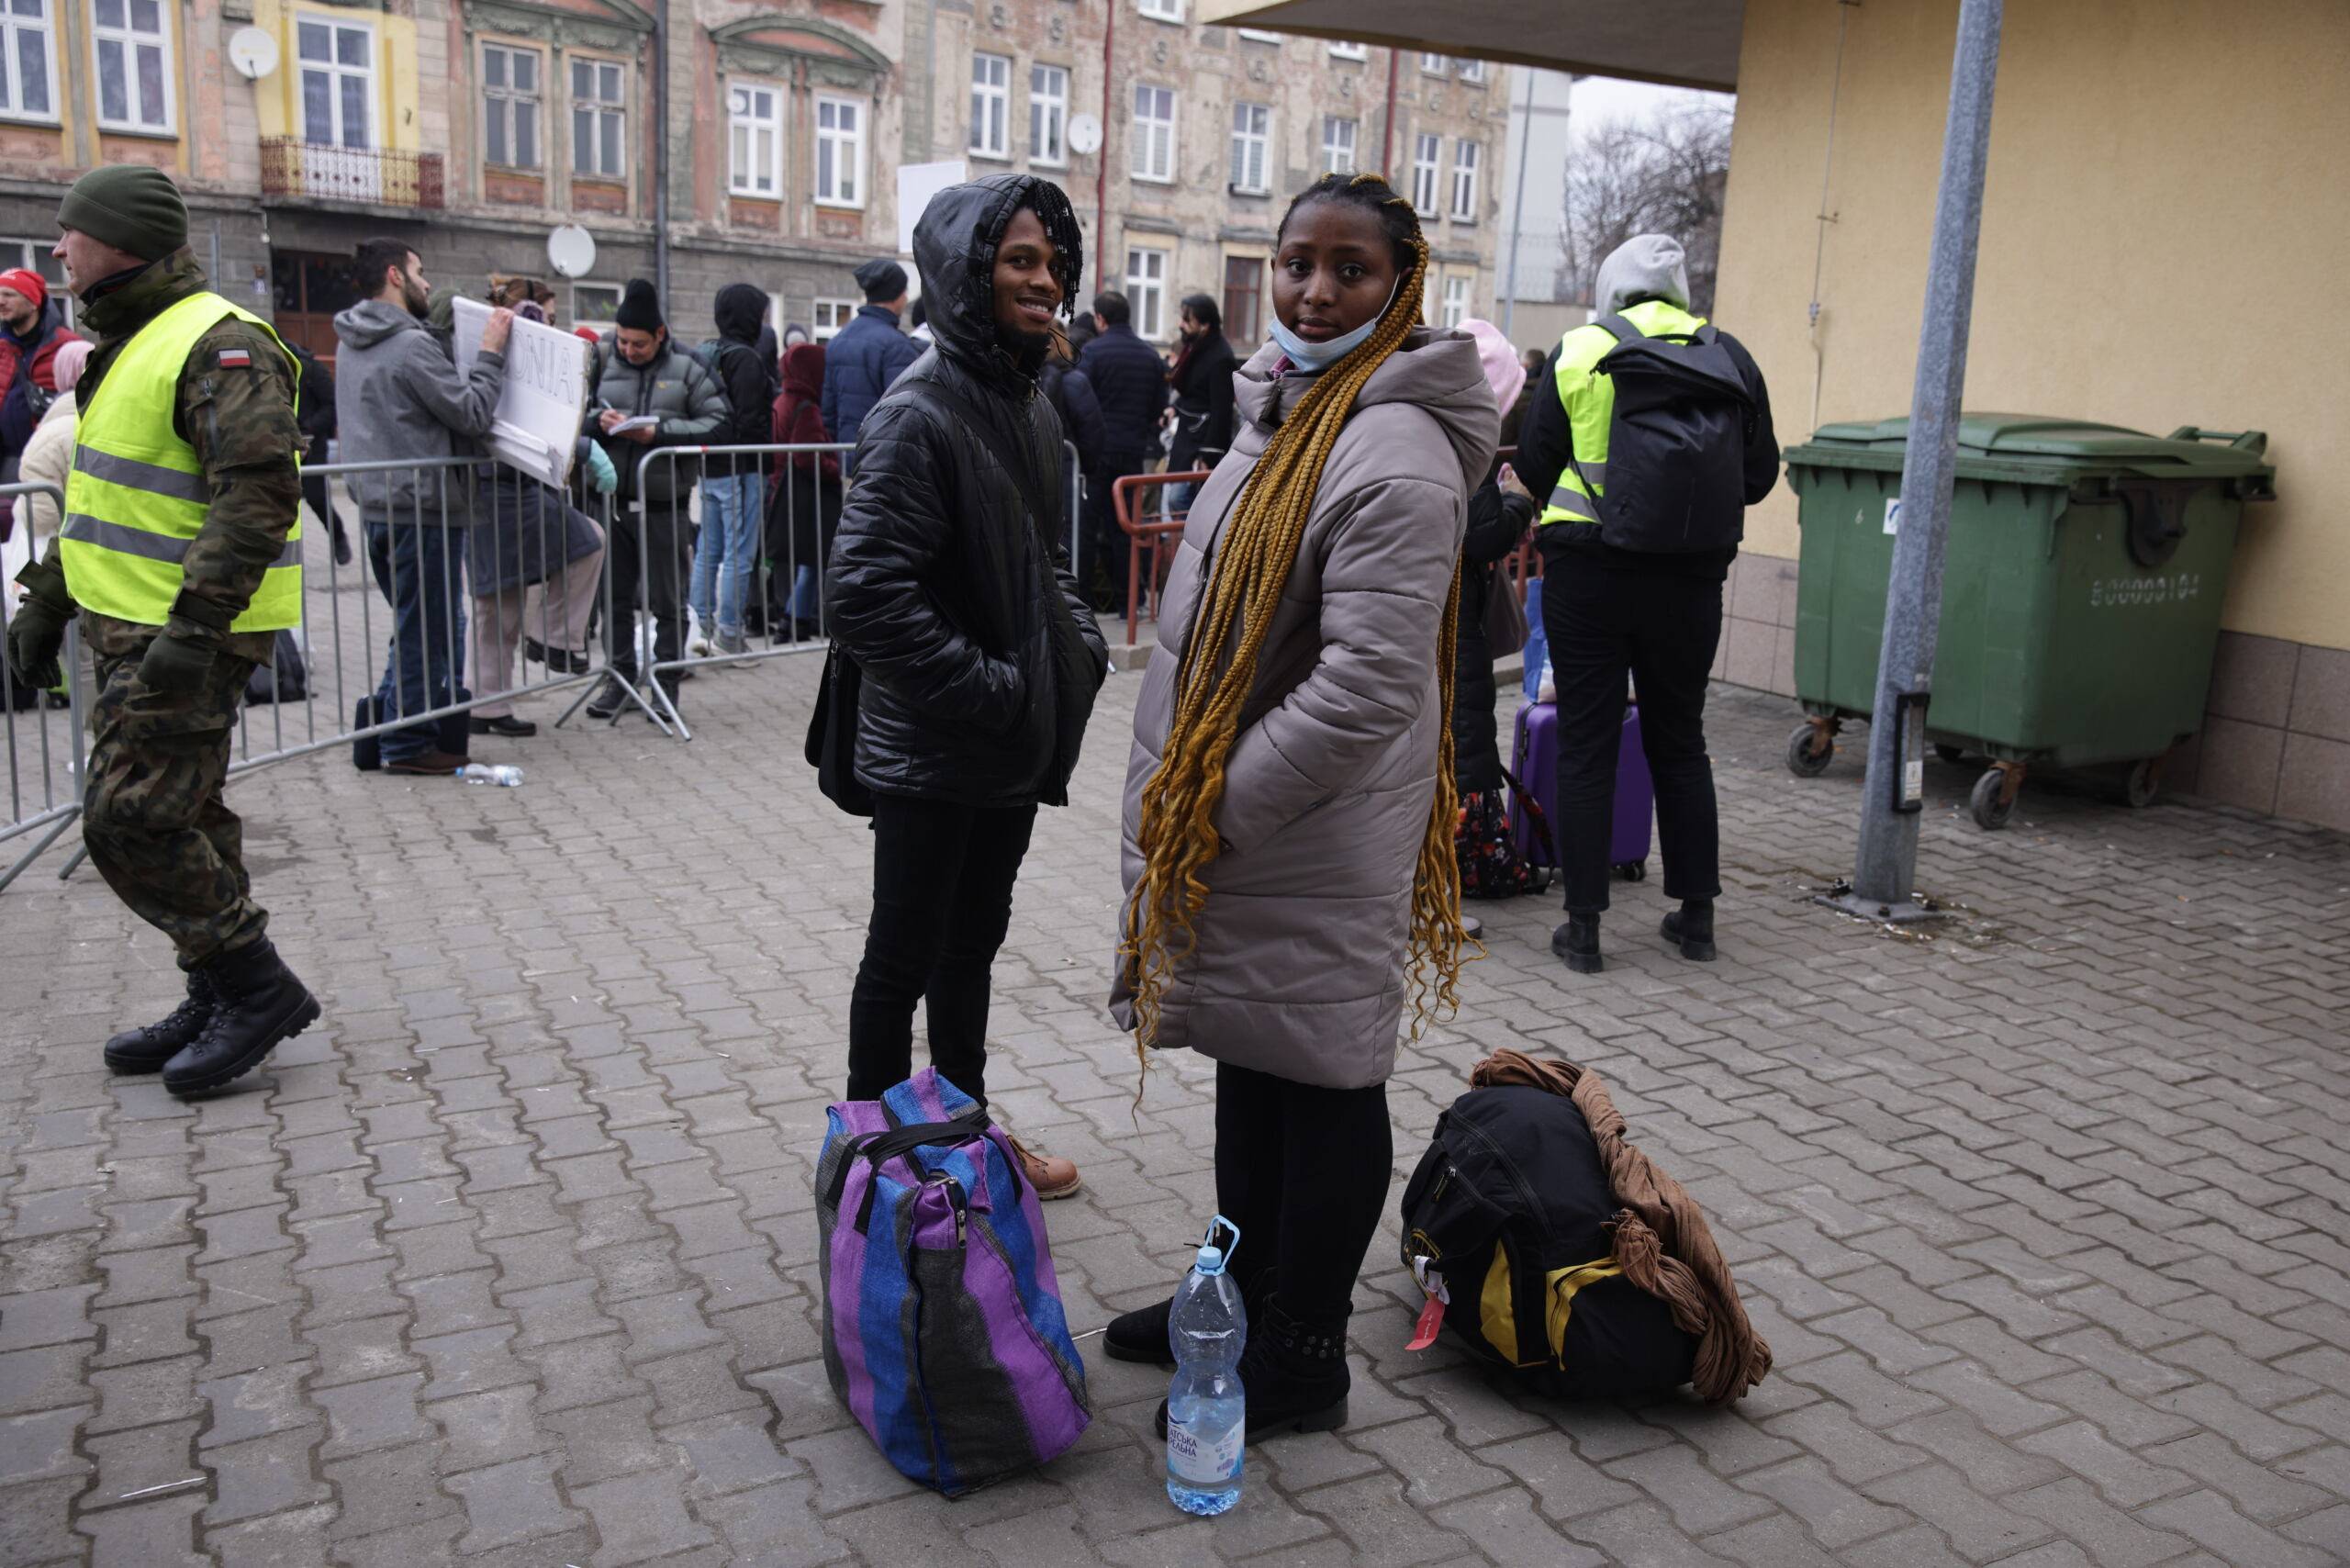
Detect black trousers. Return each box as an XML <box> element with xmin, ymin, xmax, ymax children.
<box><xmin>607</xmin><ymin>500</ymin><xmax>689</xmax><ymax>677</ymax></box>
<box><xmin>1542</xmin><ymin>560</ymin><xmax>1725</xmax><ymax>915</ymax></box>
<box><xmin>1085</xmin><ymin>452</ymin><xmax>1144</xmax><ymax>605</ymax></box>
<box><xmin>1214</xmin><ymin>1062</ymin><xmax>1392</xmax><ymax>1327</ymax></box>
<box><xmin>845</xmin><ymin>794</ymin><xmax>1040</xmax><ymax>1107</ymax></box>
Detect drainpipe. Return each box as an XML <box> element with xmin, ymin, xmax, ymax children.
<box><xmin>1095</xmin><ymin>0</ymin><xmax>1114</xmax><ymax>290</ymax></box>
<box><xmin>652</xmin><ymin>5</ymin><xmax>670</xmax><ymax>305</ymax></box>
<box><xmin>1501</xmin><ymin>69</ymin><xmax>1533</xmax><ymax>341</ymax></box>
<box><xmin>1380</xmin><ymin>46</ymin><xmax>1399</xmax><ymax>174</ymax></box>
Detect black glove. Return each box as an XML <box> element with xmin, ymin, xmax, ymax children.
<box><xmin>4</xmin><ymin>592</ymin><xmax>67</xmax><ymax>689</ymax></box>
<box><xmin>137</xmin><ymin>632</ymin><xmax>217</xmax><ymax>697</ymax></box>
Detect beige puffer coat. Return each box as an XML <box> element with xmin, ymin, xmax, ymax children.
<box><xmin>1111</xmin><ymin>327</ymin><xmax>1498</xmax><ymax>1090</ymax></box>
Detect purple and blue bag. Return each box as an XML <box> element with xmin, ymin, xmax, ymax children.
<box><xmin>815</xmin><ymin>1068</ymin><xmax>1091</xmax><ymax>1495</ymax></box>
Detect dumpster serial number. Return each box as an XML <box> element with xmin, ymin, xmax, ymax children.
<box><xmin>2089</xmin><ymin>573</ymin><xmax>2202</xmax><ymax>609</ymax></box>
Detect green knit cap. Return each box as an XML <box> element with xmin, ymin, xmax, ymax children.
<box><xmin>58</xmin><ymin>164</ymin><xmax>188</xmax><ymax>262</ymax></box>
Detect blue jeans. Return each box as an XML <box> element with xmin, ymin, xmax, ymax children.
<box><xmin>691</xmin><ymin>472</ymin><xmax>763</xmax><ymax>640</ymax></box>
<box><xmin>364</xmin><ymin>519</ymin><xmax>466</xmax><ymax>765</ymax></box>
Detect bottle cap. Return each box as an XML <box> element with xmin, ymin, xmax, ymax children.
<box><xmin>1195</xmin><ymin>1244</ymin><xmax>1225</xmax><ymax>1274</ymax></box>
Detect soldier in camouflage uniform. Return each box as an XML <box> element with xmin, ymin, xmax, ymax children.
<box><xmin>3</xmin><ymin>165</ymin><xmax>320</xmax><ymax>1097</ymax></box>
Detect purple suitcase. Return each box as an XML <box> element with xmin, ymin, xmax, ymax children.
<box><xmin>1510</xmin><ymin>700</ymin><xmax>1654</xmax><ymax>879</ymax></box>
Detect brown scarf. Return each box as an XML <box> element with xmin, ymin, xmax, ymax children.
<box><xmin>1470</xmin><ymin>1047</ymin><xmax>1773</xmax><ymax>1405</ymax></box>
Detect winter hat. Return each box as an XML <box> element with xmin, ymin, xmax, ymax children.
<box><xmin>853</xmin><ymin>257</ymin><xmax>907</xmax><ymax>302</ymax></box>
<box><xmin>50</xmin><ymin>338</ymin><xmax>90</xmax><ymax>393</ymax></box>
<box><xmin>0</xmin><ymin>267</ymin><xmax>45</xmax><ymax>309</ymax></box>
<box><xmin>1458</xmin><ymin>318</ymin><xmax>1526</xmax><ymax>414</ymax></box>
<box><xmin>58</xmin><ymin>164</ymin><xmax>188</xmax><ymax>262</ymax></box>
<box><xmin>1594</xmin><ymin>233</ymin><xmax>1690</xmax><ymax>316</ymax></box>
<box><xmin>572</xmin><ymin>325</ymin><xmax>604</xmax><ymax>344</ymax></box>
<box><xmin>614</xmin><ymin>277</ymin><xmax>663</xmax><ymax>331</ymax></box>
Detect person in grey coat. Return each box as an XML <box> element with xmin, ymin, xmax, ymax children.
<box><xmin>1106</xmin><ymin>174</ymin><xmax>1495</xmax><ymax>1440</ymax></box>
<box><xmin>331</xmin><ymin>239</ymin><xmax>510</xmax><ymax>772</ymax></box>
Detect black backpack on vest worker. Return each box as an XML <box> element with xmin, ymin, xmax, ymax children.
<box><xmin>1571</xmin><ymin>311</ymin><xmax>1757</xmax><ymax>554</ymax></box>
<box><xmin>1400</xmin><ymin>1082</ymin><xmax>1696</xmax><ymax>1399</ymax></box>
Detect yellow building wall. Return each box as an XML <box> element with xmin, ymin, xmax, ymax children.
<box><xmin>1716</xmin><ymin>0</ymin><xmax>2350</xmax><ymax>653</ymax></box>
<box><xmin>249</xmin><ymin>0</ymin><xmax>421</xmax><ymax>153</ymax></box>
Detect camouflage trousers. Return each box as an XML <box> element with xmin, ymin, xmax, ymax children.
<box><xmin>82</xmin><ymin>641</ymin><xmax>268</xmax><ymax>970</ymax></box>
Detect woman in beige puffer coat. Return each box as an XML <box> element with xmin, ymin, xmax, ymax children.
<box><xmin>1106</xmin><ymin>174</ymin><xmax>1497</xmax><ymax>1443</ymax></box>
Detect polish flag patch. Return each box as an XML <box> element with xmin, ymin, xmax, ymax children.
<box><xmin>218</xmin><ymin>349</ymin><xmax>252</xmax><ymax>367</ymax></box>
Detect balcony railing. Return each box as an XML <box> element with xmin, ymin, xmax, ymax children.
<box><xmin>259</xmin><ymin>139</ymin><xmax>445</xmax><ymax>209</ymax></box>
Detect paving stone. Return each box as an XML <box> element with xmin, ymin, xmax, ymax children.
<box><xmin>444</xmin><ymin>1451</ymin><xmax>589</xmax><ymax>1553</ymax></box>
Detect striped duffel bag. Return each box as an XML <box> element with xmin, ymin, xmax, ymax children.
<box><xmin>814</xmin><ymin>1067</ymin><xmax>1091</xmax><ymax>1495</ymax></box>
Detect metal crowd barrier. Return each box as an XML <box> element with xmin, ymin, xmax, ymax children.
<box><xmin>1</xmin><ymin>480</ymin><xmax>86</xmax><ymax>890</ymax></box>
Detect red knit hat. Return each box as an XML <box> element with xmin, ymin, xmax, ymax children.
<box><xmin>0</xmin><ymin>267</ymin><xmax>45</xmax><ymax>309</ymax></box>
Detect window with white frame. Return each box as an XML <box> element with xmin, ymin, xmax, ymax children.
<box><xmin>1137</xmin><ymin>0</ymin><xmax>1181</xmax><ymax>20</ymax></box>
<box><xmin>1228</xmin><ymin>101</ymin><xmax>1269</xmax><ymax>194</ymax></box>
<box><xmin>1130</xmin><ymin>83</ymin><xmax>1174</xmax><ymax>183</ymax></box>
<box><xmin>572</xmin><ymin>58</ymin><xmax>625</xmax><ymax>178</ymax></box>
<box><xmin>571</xmin><ymin>282</ymin><xmax>621</xmax><ymax>324</ymax></box>
<box><xmin>0</xmin><ymin>0</ymin><xmax>55</xmax><ymax>121</ymax></box>
<box><xmin>0</xmin><ymin>239</ymin><xmax>67</xmax><ymax>326</ymax></box>
<box><xmin>299</xmin><ymin>19</ymin><xmax>373</xmax><ymax>148</ymax></box>
<box><xmin>968</xmin><ymin>51</ymin><xmax>1009</xmax><ymax>159</ymax></box>
<box><xmin>1457</xmin><ymin>57</ymin><xmax>1485</xmax><ymax>84</ymax></box>
<box><xmin>1029</xmin><ymin>62</ymin><xmax>1068</xmax><ymax>165</ymax></box>
<box><xmin>815</xmin><ymin>94</ymin><xmax>864</xmax><ymax>206</ymax></box>
<box><xmin>1420</xmin><ymin>51</ymin><xmax>1447</xmax><ymax>73</ymax></box>
<box><xmin>1449</xmin><ymin>139</ymin><xmax>1480</xmax><ymax>221</ymax></box>
<box><xmin>812</xmin><ymin>298</ymin><xmax>858</xmax><ymax>340</ymax></box>
<box><xmin>1327</xmin><ymin>39</ymin><xmax>1367</xmax><ymax>61</ymax></box>
<box><xmin>92</xmin><ymin>0</ymin><xmax>171</xmax><ymax>132</ymax></box>
<box><xmin>481</xmin><ymin>44</ymin><xmax>541</xmax><ymax>169</ymax></box>
<box><xmin>1124</xmin><ymin>246</ymin><xmax>1168</xmax><ymax>340</ymax></box>
<box><xmin>1411</xmin><ymin>131</ymin><xmax>1439</xmax><ymax>215</ymax></box>
<box><xmin>728</xmin><ymin>82</ymin><xmax>783</xmax><ymax>196</ymax></box>
<box><xmin>1320</xmin><ymin>115</ymin><xmax>1356</xmax><ymax>175</ymax></box>
<box><xmin>1441</xmin><ymin>274</ymin><xmax>1469</xmax><ymax>328</ymax></box>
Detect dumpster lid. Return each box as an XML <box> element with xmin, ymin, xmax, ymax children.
<box><xmin>1788</xmin><ymin>412</ymin><xmax>2275</xmax><ymax>483</ymax></box>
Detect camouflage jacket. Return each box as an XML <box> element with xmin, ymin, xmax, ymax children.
<box><xmin>50</xmin><ymin>246</ymin><xmax>302</xmax><ymax>665</ymax></box>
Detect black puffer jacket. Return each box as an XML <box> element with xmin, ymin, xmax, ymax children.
<box><xmin>826</xmin><ymin>174</ymin><xmax>1109</xmax><ymax>808</ymax></box>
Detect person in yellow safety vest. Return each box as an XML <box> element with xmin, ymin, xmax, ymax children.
<box><xmin>1</xmin><ymin>164</ymin><xmax>321</xmax><ymax>1098</ymax></box>
<box><xmin>1509</xmin><ymin>233</ymin><xmax>1779</xmax><ymax>977</ymax></box>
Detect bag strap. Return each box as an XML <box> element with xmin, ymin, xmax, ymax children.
<box><xmin>831</xmin><ymin>1107</ymin><xmax>998</xmax><ymax>1234</ymax></box>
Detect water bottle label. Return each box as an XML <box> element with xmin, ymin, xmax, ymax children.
<box><xmin>1167</xmin><ymin>1421</ymin><xmax>1242</xmax><ymax>1484</ymax></box>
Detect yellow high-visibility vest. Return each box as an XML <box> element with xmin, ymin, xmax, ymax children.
<box><xmin>59</xmin><ymin>291</ymin><xmax>302</xmax><ymax>631</ymax></box>
<box><xmin>1538</xmin><ymin>297</ymin><xmax>1708</xmax><ymax>529</ymax></box>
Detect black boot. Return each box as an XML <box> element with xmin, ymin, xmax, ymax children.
<box><xmin>162</xmin><ymin>939</ymin><xmax>320</xmax><ymax>1097</ymax></box>
<box><xmin>1107</xmin><ymin>1271</ymin><xmax>1271</xmax><ymax>1366</ymax></box>
<box><xmin>1153</xmin><ymin>1296</ymin><xmax>1350</xmax><ymax>1442</ymax></box>
<box><xmin>1551</xmin><ymin>913</ymin><xmax>1604</xmax><ymax>974</ymax></box>
<box><xmin>586</xmin><ymin>673</ymin><xmax>631</xmax><ymax>722</ymax></box>
<box><xmin>104</xmin><ymin>970</ymin><xmax>218</xmax><ymax>1074</ymax></box>
<box><xmin>1661</xmin><ymin>899</ymin><xmax>1717</xmax><ymax>962</ymax></box>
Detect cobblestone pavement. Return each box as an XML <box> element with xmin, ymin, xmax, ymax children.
<box><xmin>5</xmin><ymin>649</ymin><xmax>2348</xmax><ymax>1567</ymax></box>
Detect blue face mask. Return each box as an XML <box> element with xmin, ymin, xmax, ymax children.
<box><xmin>1269</xmin><ymin>281</ymin><xmax>1399</xmax><ymax>372</ymax></box>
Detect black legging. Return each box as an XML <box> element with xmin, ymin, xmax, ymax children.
<box><xmin>1214</xmin><ymin>1062</ymin><xmax>1392</xmax><ymax>1327</ymax></box>
<box><xmin>845</xmin><ymin>793</ymin><xmax>1039</xmax><ymax>1107</ymax></box>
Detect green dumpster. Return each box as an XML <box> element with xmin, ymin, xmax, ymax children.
<box><xmin>1781</xmin><ymin>413</ymin><xmax>2276</xmax><ymax>827</ymax></box>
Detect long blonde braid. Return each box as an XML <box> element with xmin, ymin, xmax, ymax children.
<box><xmin>1122</xmin><ymin>174</ymin><xmax>1469</xmax><ymax>1070</ymax></box>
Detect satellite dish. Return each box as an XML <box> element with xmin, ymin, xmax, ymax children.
<box><xmin>1067</xmin><ymin>113</ymin><xmax>1102</xmax><ymax>157</ymax></box>
<box><xmin>227</xmin><ymin>26</ymin><xmax>278</xmax><ymax>80</ymax></box>
<box><xmin>545</xmin><ymin>224</ymin><xmax>597</xmax><ymax>280</ymax></box>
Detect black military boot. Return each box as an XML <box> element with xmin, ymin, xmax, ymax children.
<box><xmin>103</xmin><ymin>969</ymin><xmax>218</xmax><ymax>1074</ymax></box>
<box><xmin>1661</xmin><ymin>899</ymin><xmax>1717</xmax><ymax>962</ymax></box>
<box><xmin>1551</xmin><ymin>913</ymin><xmax>1604</xmax><ymax>974</ymax></box>
<box><xmin>162</xmin><ymin>939</ymin><xmax>320</xmax><ymax>1098</ymax></box>
<box><xmin>1154</xmin><ymin>1296</ymin><xmax>1349</xmax><ymax>1441</ymax></box>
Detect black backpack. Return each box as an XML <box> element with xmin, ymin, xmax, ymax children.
<box><xmin>691</xmin><ymin>338</ymin><xmax>777</xmax><ymax>445</ymax></box>
<box><xmin>1571</xmin><ymin>312</ymin><xmax>1757</xmax><ymax>554</ymax></box>
<box><xmin>1399</xmin><ymin>1083</ymin><xmax>1696</xmax><ymax>1399</ymax></box>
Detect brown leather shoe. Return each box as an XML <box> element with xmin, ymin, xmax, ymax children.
<box><xmin>384</xmin><ymin>749</ymin><xmax>468</xmax><ymax>776</ymax></box>
<box><xmin>1006</xmin><ymin>1135</ymin><xmax>1081</xmax><ymax>1201</ymax></box>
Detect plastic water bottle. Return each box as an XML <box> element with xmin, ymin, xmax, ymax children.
<box><xmin>455</xmin><ymin>763</ymin><xmax>524</xmax><ymax>787</ymax></box>
<box><xmin>1166</xmin><ymin>1217</ymin><xmax>1247</xmax><ymax>1516</ymax></box>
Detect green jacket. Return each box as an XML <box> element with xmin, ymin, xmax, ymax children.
<box><xmin>40</xmin><ymin>247</ymin><xmax>301</xmax><ymax>664</ymax></box>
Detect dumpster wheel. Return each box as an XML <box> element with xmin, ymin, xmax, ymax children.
<box><xmin>1614</xmin><ymin>860</ymin><xmax>1647</xmax><ymax>882</ymax></box>
<box><xmin>1970</xmin><ymin>764</ymin><xmax>2024</xmax><ymax>830</ymax></box>
<box><xmin>1786</xmin><ymin>718</ymin><xmax>1838</xmax><ymax>778</ymax></box>
<box><xmin>2125</xmin><ymin>757</ymin><xmax>2163</xmax><ymax>809</ymax></box>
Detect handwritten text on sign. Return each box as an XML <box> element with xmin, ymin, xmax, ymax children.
<box><xmin>451</xmin><ymin>297</ymin><xmax>591</xmax><ymax>489</ymax></box>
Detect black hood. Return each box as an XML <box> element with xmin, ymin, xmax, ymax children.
<box><xmin>911</xmin><ymin>173</ymin><xmax>1084</xmax><ymax>385</ymax></box>
<box><xmin>713</xmin><ymin>282</ymin><xmax>767</xmax><ymax>345</ymax></box>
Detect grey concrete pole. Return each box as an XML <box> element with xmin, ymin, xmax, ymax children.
<box><xmin>1850</xmin><ymin>0</ymin><xmax>2004</xmax><ymax>912</ymax></box>
<box><xmin>1502</xmin><ymin>68</ymin><xmax>1535</xmax><ymax>342</ymax></box>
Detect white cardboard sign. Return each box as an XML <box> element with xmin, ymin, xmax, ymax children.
<box><xmin>451</xmin><ymin>297</ymin><xmax>591</xmax><ymax>490</ymax></box>
<box><xmin>896</xmin><ymin>159</ymin><xmax>968</xmax><ymax>253</ymax></box>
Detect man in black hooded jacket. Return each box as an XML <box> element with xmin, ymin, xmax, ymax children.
<box><xmin>690</xmin><ymin>282</ymin><xmax>777</xmax><ymax>657</ymax></box>
<box><xmin>826</xmin><ymin>173</ymin><xmax>1109</xmax><ymax>1198</ymax></box>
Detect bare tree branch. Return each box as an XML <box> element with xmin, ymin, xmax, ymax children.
<box><xmin>1558</xmin><ymin>103</ymin><xmax>1734</xmax><ymax>315</ymax></box>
